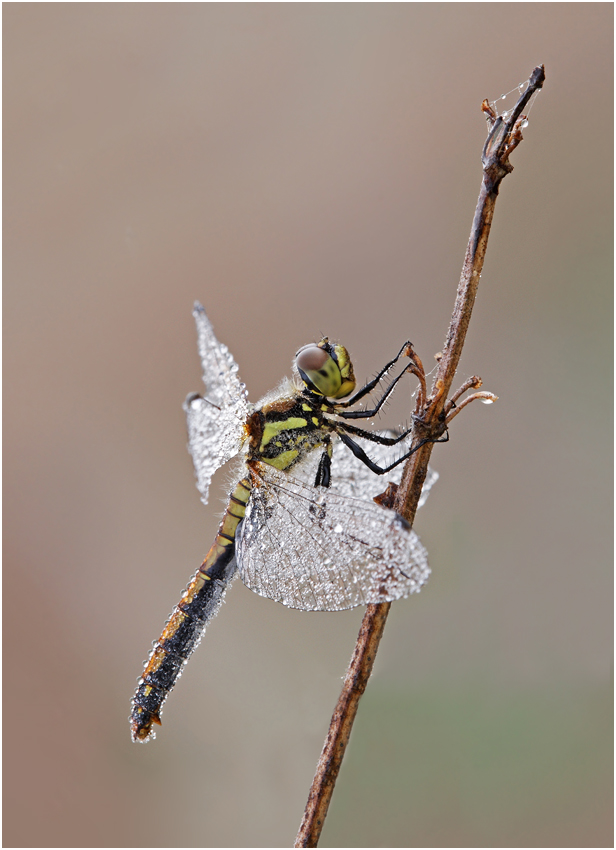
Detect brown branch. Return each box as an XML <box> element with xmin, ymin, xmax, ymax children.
<box><xmin>295</xmin><ymin>65</ymin><xmax>545</xmax><ymax>848</ymax></box>
<box><xmin>295</xmin><ymin>601</ymin><xmax>391</xmax><ymax>846</ymax></box>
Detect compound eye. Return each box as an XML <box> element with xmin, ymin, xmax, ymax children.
<box><xmin>295</xmin><ymin>344</ymin><xmax>342</xmax><ymax>397</ymax></box>
<box><xmin>295</xmin><ymin>345</ymin><xmax>329</xmax><ymax>373</ymax></box>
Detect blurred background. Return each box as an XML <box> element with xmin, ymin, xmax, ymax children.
<box><xmin>4</xmin><ymin>4</ymin><xmax>612</xmax><ymax>848</ymax></box>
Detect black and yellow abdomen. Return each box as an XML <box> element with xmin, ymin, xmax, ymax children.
<box><xmin>130</xmin><ymin>477</ymin><xmax>252</xmax><ymax>742</ymax></box>
<box><xmin>131</xmin><ymin>391</ymin><xmax>332</xmax><ymax>741</ymax></box>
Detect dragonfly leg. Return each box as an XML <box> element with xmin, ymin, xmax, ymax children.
<box><xmin>335</xmin><ymin>420</ymin><xmax>413</xmax><ymax>446</ymax></box>
<box><xmin>334</xmin><ymin>342</ymin><xmax>412</xmax><ymax>409</ymax></box>
<box><xmin>314</xmin><ymin>450</ymin><xmax>332</xmax><ymax>488</ymax></box>
<box><xmin>336</xmin><ymin>362</ymin><xmax>415</xmax><ymax>420</ymax></box>
<box><xmin>337</xmin><ymin>430</ymin><xmax>448</xmax><ymax>475</ymax></box>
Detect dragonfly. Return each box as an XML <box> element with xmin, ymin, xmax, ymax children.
<box><xmin>130</xmin><ymin>303</ymin><xmax>438</xmax><ymax>742</ymax></box>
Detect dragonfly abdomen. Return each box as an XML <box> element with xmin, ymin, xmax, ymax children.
<box><xmin>130</xmin><ymin>477</ymin><xmax>252</xmax><ymax>742</ymax></box>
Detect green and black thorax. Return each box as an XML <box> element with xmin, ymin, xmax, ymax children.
<box><xmin>246</xmin><ymin>391</ymin><xmax>334</xmax><ymax>471</ymax></box>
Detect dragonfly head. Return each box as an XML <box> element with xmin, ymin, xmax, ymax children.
<box><xmin>295</xmin><ymin>339</ymin><xmax>356</xmax><ymax>399</ymax></box>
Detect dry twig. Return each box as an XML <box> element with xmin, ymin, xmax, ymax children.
<box><xmin>295</xmin><ymin>64</ymin><xmax>545</xmax><ymax>848</ymax></box>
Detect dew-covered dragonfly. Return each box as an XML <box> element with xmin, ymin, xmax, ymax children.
<box><xmin>131</xmin><ymin>303</ymin><xmax>437</xmax><ymax>742</ymax></box>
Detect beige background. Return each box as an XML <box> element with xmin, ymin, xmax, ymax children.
<box><xmin>4</xmin><ymin>4</ymin><xmax>612</xmax><ymax>848</ymax></box>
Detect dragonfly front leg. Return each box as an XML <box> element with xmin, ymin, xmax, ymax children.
<box><xmin>334</xmin><ymin>341</ymin><xmax>412</xmax><ymax>410</ymax></box>
<box><xmin>336</xmin><ymin>362</ymin><xmax>415</xmax><ymax>420</ymax></box>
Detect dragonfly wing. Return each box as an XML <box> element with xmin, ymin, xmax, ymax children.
<box><xmin>184</xmin><ymin>303</ymin><xmax>250</xmax><ymax>505</ymax></box>
<box><xmin>330</xmin><ymin>431</ymin><xmax>438</xmax><ymax>509</ymax></box>
<box><xmin>236</xmin><ymin>457</ymin><xmax>430</xmax><ymax>612</ymax></box>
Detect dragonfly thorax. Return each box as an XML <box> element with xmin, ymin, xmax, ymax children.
<box><xmin>247</xmin><ymin>394</ymin><xmax>332</xmax><ymax>473</ymax></box>
<box><xmin>295</xmin><ymin>339</ymin><xmax>356</xmax><ymax>400</ymax></box>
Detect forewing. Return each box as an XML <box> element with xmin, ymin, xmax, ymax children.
<box><xmin>184</xmin><ymin>303</ymin><xmax>250</xmax><ymax>505</ymax></box>
<box><xmin>236</xmin><ymin>457</ymin><xmax>430</xmax><ymax>612</ymax></box>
